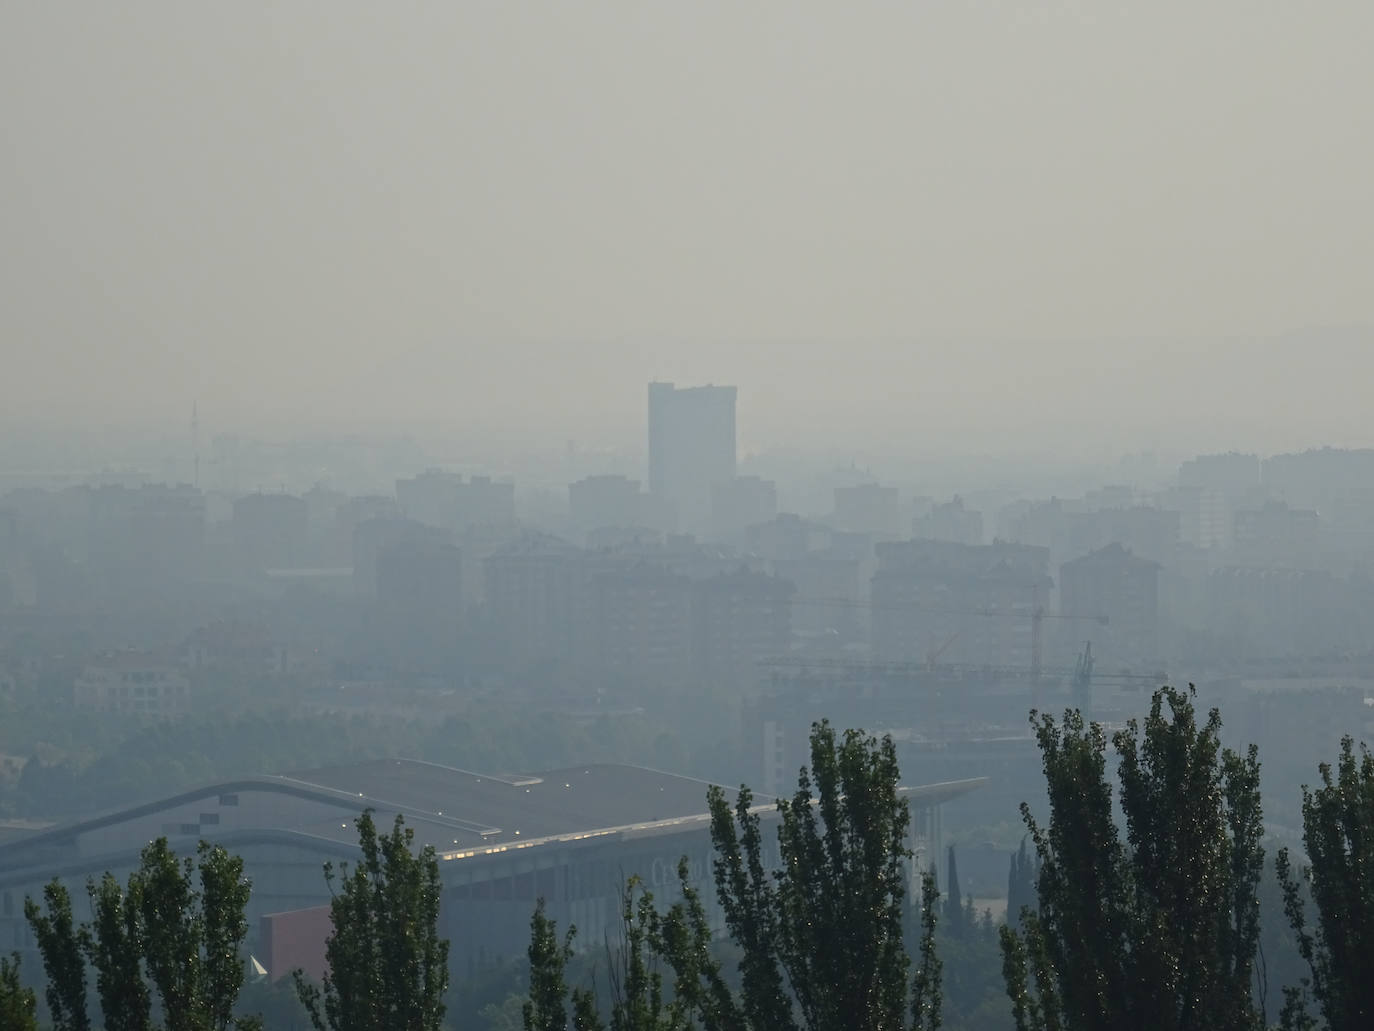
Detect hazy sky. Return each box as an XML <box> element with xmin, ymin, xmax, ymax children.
<box><xmin>3</xmin><ymin>3</ymin><xmax>1372</xmax><ymax>456</ymax></box>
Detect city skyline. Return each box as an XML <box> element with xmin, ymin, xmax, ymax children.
<box><xmin>4</xmin><ymin>4</ymin><xmax>1373</xmax><ymax>1021</ymax></box>
<box><xmin>6</xmin><ymin>336</ymin><xmax>1374</xmax><ymax>481</ymax></box>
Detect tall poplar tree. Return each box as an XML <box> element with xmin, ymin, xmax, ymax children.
<box><xmin>294</xmin><ymin>810</ymin><xmax>450</xmax><ymax>1031</ymax></box>
<box><xmin>522</xmin><ymin>879</ymin><xmax>696</xmax><ymax>1031</ymax></box>
<box><xmin>1277</xmin><ymin>735</ymin><xmax>1374</xmax><ymax>1031</ymax></box>
<box><xmin>1000</xmin><ymin>685</ymin><xmax>1265</xmax><ymax>1031</ymax></box>
<box><xmin>522</xmin><ymin>721</ymin><xmax>944</xmax><ymax>1031</ymax></box>
<box><xmin>22</xmin><ymin>881</ymin><xmax>90</xmax><ymax>1031</ymax></box>
<box><xmin>0</xmin><ymin>952</ymin><xmax>37</xmax><ymax>1031</ymax></box>
<box><xmin>25</xmin><ymin>839</ymin><xmax>260</xmax><ymax>1031</ymax></box>
<box><xmin>910</xmin><ymin>868</ymin><xmax>944</xmax><ymax>1031</ymax></box>
<box><xmin>708</xmin><ymin>721</ymin><xmax>916</xmax><ymax>1031</ymax></box>
<box><xmin>523</xmin><ymin>899</ymin><xmax>602</xmax><ymax>1031</ymax></box>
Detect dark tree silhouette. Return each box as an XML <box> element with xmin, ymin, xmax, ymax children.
<box><xmin>294</xmin><ymin>810</ymin><xmax>449</xmax><ymax>1031</ymax></box>
<box><xmin>1277</xmin><ymin>735</ymin><xmax>1374</xmax><ymax>1031</ymax></box>
<box><xmin>945</xmin><ymin>846</ymin><xmax>965</xmax><ymax>939</ymax></box>
<box><xmin>522</xmin><ymin>898</ymin><xmax>601</xmax><ymax>1031</ymax></box>
<box><xmin>25</xmin><ymin>839</ymin><xmax>260</xmax><ymax>1031</ymax></box>
<box><xmin>1005</xmin><ymin>838</ymin><xmax>1038</xmax><ymax>933</ymax></box>
<box><xmin>522</xmin><ymin>880</ymin><xmax>686</xmax><ymax>1031</ymax></box>
<box><xmin>0</xmin><ymin>952</ymin><xmax>37</xmax><ymax>1031</ymax></box>
<box><xmin>22</xmin><ymin>881</ymin><xmax>89</xmax><ymax>1031</ymax></box>
<box><xmin>706</xmin><ymin>722</ymin><xmax>918</xmax><ymax>1030</ymax></box>
<box><xmin>1000</xmin><ymin>685</ymin><xmax>1265</xmax><ymax>1031</ymax></box>
<box><xmin>910</xmin><ymin>868</ymin><xmax>944</xmax><ymax>1031</ymax></box>
<box><xmin>524</xmin><ymin>720</ymin><xmax>944</xmax><ymax>1031</ymax></box>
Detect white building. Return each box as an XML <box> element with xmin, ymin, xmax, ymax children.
<box><xmin>74</xmin><ymin>652</ymin><xmax>190</xmax><ymax>716</ymax></box>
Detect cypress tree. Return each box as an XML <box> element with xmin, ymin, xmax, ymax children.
<box><xmin>1006</xmin><ymin>838</ymin><xmax>1037</xmax><ymax>932</ymax></box>
<box><xmin>945</xmin><ymin>846</ymin><xmax>965</xmax><ymax>938</ymax></box>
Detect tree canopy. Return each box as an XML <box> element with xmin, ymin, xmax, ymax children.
<box><xmin>1000</xmin><ymin>685</ymin><xmax>1265</xmax><ymax>1031</ymax></box>
<box><xmin>0</xmin><ymin>952</ymin><xmax>38</xmax><ymax>1031</ymax></box>
<box><xmin>294</xmin><ymin>809</ymin><xmax>450</xmax><ymax>1031</ymax></box>
<box><xmin>523</xmin><ymin>720</ymin><xmax>944</xmax><ymax>1031</ymax></box>
<box><xmin>1277</xmin><ymin>735</ymin><xmax>1374</xmax><ymax>1031</ymax></box>
<box><xmin>25</xmin><ymin>839</ymin><xmax>260</xmax><ymax>1031</ymax></box>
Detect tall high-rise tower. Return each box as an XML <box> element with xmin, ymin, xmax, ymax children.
<box><xmin>191</xmin><ymin>401</ymin><xmax>200</xmax><ymax>488</ymax></box>
<box><xmin>647</xmin><ymin>381</ymin><xmax>737</xmax><ymax>533</ymax></box>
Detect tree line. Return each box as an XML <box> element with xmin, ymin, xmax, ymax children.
<box><xmin>8</xmin><ymin>811</ymin><xmax>446</xmax><ymax>1031</ymax></box>
<box><xmin>513</xmin><ymin>690</ymin><xmax>1371</xmax><ymax>1031</ymax></box>
<box><xmin>10</xmin><ymin>684</ymin><xmax>1374</xmax><ymax>1030</ymax></box>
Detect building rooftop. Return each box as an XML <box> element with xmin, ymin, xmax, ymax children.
<box><xmin>0</xmin><ymin>758</ymin><xmax>985</xmax><ymax>886</ymax></box>
<box><xmin>280</xmin><ymin>759</ymin><xmax>754</xmax><ymax>844</ymax></box>
<box><xmin>80</xmin><ymin>649</ymin><xmax>181</xmax><ymax>672</ymax></box>
<box><xmin>486</xmin><ymin>531</ymin><xmax>583</xmax><ymax>560</ymax></box>
<box><xmin>0</xmin><ymin>760</ymin><xmax>765</xmax><ymax>882</ymax></box>
<box><xmin>1061</xmin><ymin>542</ymin><xmax>1161</xmax><ymax>571</ymax></box>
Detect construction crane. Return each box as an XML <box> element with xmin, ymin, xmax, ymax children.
<box><xmin>789</xmin><ymin>594</ymin><xmax>1108</xmax><ymax>685</ymax></box>
<box><xmin>758</xmin><ymin>653</ymin><xmax>1160</xmax><ymax>682</ymax></box>
<box><xmin>925</xmin><ymin>630</ymin><xmax>962</xmax><ymax>670</ymax></box>
<box><xmin>1072</xmin><ymin>641</ymin><xmax>1096</xmax><ymax>718</ymax></box>
<box><xmin>757</xmin><ymin>650</ymin><xmax>1164</xmax><ymax>723</ymax></box>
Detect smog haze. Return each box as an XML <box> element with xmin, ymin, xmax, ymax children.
<box><xmin>3</xmin><ymin>2</ymin><xmax>1372</xmax><ymax>456</ymax></box>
